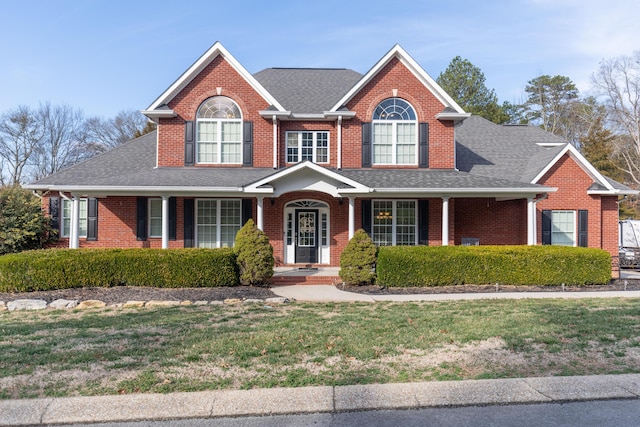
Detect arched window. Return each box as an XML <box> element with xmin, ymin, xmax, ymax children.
<box><xmin>372</xmin><ymin>98</ymin><xmax>417</xmax><ymax>165</ymax></box>
<box><xmin>196</xmin><ymin>96</ymin><xmax>242</xmax><ymax>164</ymax></box>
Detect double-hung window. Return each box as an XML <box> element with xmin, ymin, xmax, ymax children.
<box><xmin>542</xmin><ymin>209</ymin><xmax>588</xmax><ymax>247</ymax></box>
<box><xmin>61</xmin><ymin>199</ymin><xmax>87</xmax><ymax>238</ymax></box>
<box><xmin>196</xmin><ymin>199</ymin><xmax>242</xmax><ymax>248</ymax></box>
<box><xmin>372</xmin><ymin>200</ymin><xmax>417</xmax><ymax>246</ymax></box>
<box><xmin>196</xmin><ymin>96</ymin><xmax>242</xmax><ymax>164</ymax></box>
<box><xmin>148</xmin><ymin>199</ymin><xmax>163</xmax><ymax>238</ymax></box>
<box><xmin>372</xmin><ymin>98</ymin><xmax>417</xmax><ymax>165</ymax></box>
<box><xmin>286</xmin><ymin>131</ymin><xmax>329</xmax><ymax>164</ymax></box>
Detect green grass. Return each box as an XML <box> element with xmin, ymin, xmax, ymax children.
<box><xmin>1</xmin><ymin>298</ymin><xmax>639</xmax><ymax>399</ymax></box>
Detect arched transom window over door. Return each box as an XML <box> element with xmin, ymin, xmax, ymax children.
<box><xmin>372</xmin><ymin>98</ymin><xmax>417</xmax><ymax>165</ymax></box>
<box><xmin>196</xmin><ymin>96</ymin><xmax>242</xmax><ymax>164</ymax></box>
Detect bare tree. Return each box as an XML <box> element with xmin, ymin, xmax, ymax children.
<box><xmin>30</xmin><ymin>102</ymin><xmax>89</xmax><ymax>181</ymax></box>
<box><xmin>85</xmin><ymin>109</ymin><xmax>155</xmax><ymax>153</ymax></box>
<box><xmin>0</xmin><ymin>106</ymin><xmax>42</xmax><ymax>185</ymax></box>
<box><xmin>592</xmin><ymin>50</ymin><xmax>640</xmax><ymax>185</ymax></box>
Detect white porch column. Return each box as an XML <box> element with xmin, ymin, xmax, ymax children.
<box><xmin>161</xmin><ymin>196</ymin><xmax>169</xmax><ymax>249</ymax></box>
<box><xmin>257</xmin><ymin>197</ymin><xmax>264</xmax><ymax>230</ymax></box>
<box><xmin>348</xmin><ymin>197</ymin><xmax>355</xmax><ymax>239</ymax></box>
<box><xmin>70</xmin><ymin>195</ymin><xmax>80</xmax><ymax>249</ymax></box>
<box><xmin>441</xmin><ymin>197</ymin><xmax>450</xmax><ymax>246</ymax></box>
<box><xmin>527</xmin><ymin>197</ymin><xmax>537</xmax><ymax>245</ymax></box>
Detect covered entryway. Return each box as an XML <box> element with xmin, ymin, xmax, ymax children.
<box><xmin>284</xmin><ymin>200</ymin><xmax>330</xmax><ymax>264</ymax></box>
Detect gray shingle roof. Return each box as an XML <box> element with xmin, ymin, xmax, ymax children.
<box><xmin>455</xmin><ymin>115</ymin><xmax>568</xmax><ymax>182</ymax></box>
<box><xmin>253</xmin><ymin>68</ymin><xmax>362</xmax><ymax>114</ymax></box>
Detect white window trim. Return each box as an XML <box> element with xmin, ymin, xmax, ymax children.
<box><xmin>372</xmin><ymin>199</ymin><xmax>418</xmax><ymax>246</ymax></box>
<box><xmin>372</xmin><ymin>98</ymin><xmax>418</xmax><ymax>166</ymax></box>
<box><xmin>196</xmin><ymin>118</ymin><xmax>243</xmax><ymax>165</ymax></box>
<box><xmin>194</xmin><ymin>199</ymin><xmax>242</xmax><ymax>248</ymax></box>
<box><xmin>285</xmin><ymin>131</ymin><xmax>330</xmax><ymax>164</ymax></box>
<box><xmin>551</xmin><ymin>210</ymin><xmax>577</xmax><ymax>247</ymax></box>
<box><xmin>61</xmin><ymin>198</ymin><xmax>88</xmax><ymax>238</ymax></box>
<box><xmin>148</xmin><ymin>198</ymin><xmax>163</xmax><ymax>238</ymax></box>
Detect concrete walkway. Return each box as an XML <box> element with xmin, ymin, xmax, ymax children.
<box><xmin>1</xmin><ymin>374</ymin><xmax>639</xmax><ymax>426</ymax></box>
<box><xmin>271</xmin><ymin>284</ymin><xmax>640</xmax><ymax>302</ymax></box>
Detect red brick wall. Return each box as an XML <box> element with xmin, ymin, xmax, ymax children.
<box><xmin>536</xmin><ymin>153</ymin><xmax>617</xmax><ymax>255</ymax></box>
<box><xmin>454</xmin><ymin>198</ymin><xmax>527</xmax><ymax>245</ymax></box>
<box><xmin>343</xmin><ymin>57</ymin><xmax>455</xmax><ymax>169</ymax></box>
<box><xmin>157</xmin><ymin>56</ymin><xmax>273</xmax><ymax>168</ymax></box>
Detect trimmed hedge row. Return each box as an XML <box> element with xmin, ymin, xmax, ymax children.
<box><xmin>0</xmin><ymin>248</ymin><xmax>239</xmax><ymax>292</ymax></box>
<box><xmin>376</xmin><ymin>245</ymin><xmax>612</xmax><ymax>287</ymax></box>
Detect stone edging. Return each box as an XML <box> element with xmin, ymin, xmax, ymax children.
<box><xmin>0</xmin><ymin>297</ymin><xmax>291</xmax><ymax>312</ymax></box>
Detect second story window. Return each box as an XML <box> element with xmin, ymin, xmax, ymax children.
<box><xmin>286</xmin><ymin>131</ymin><xmax>329</xmax><ymax>164</ymax></box>
<box><xmin>196</xmin><ymin>96</ymin><xmax>242</xmax><ymax>164</ymax></box>
<box><xmin>372</xmin><ymin>98</ymin><xmax>417</xmax><ymax>165</ymax></box>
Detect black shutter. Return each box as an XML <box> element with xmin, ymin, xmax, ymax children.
<box><xmin>578</xmin><ymin>210</ymin><xmax>588</xmax><ymax>247</ymax></box>
<box><xmin>136</xmin><ymin>197</ymin><xmax>147</xmax><ymax>241</ymax></box>
<box><xmin>542</xmin><ymin>210</ymin><xmax>552</xmax><ymax>245</ymax></box>
<box><xmin>243</xmin><ymin>121</ymin><xmax>253</xmax><ymax>167</ymax></box>
<box><xmin>362</xmin><ymin>122</ymin><xmax>372</xmax><ymax>168</ymax></box>
<box><xmin>185</xmin><ymin>121</ymin><xmax>195</xmax><ymax>166</ymax></box>
<box><xmin>419</xmin><ymin>122</ymin><xmax>429</xmax><ymax>168</ymax></box>
<box><xmin>418</xmin><ymin>200</ymin><xmax>429</xmax><ymax>245</ymax></box>
<box><xmin>169</xmin><ymin>197</ymin><xmax>177</xmax><ymax>241</ymax></box>
<box><xmin>86</xmin><ymin>198</ymin><xmax>98</xmax><ymax>241</ymax></box>
<box><xmin>362</xmin><ymin>199</ymin><xmax>372</xmax><ymax>236</ymax></box>
<box><xmin>49</xmin><ymin>197</ymin><xmax>60</xmax><ymax>234</ymax></box>
<box><xmin>184</xmin><ymin>199</ymin><xmax>195</xmax><ymax>248</ymax></box>
<box><xmin>242</xmin><ymin>198</ymin><xmax>253</xmax><ymax>225</ymax></box>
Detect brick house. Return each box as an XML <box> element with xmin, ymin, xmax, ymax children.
<box><xmin>25</xmin><ymin>42</ymin><xmax>636</xmax><ymax>269</ymax></box>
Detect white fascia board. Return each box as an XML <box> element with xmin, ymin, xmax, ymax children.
<box><xmin>140</xmin><ymin>109</ymin><xmax>177</xmax><ymax>122</ymax></box>
<box><xmin>323</xmin><ymin>111</ymin><xmax>357</xmax><ymax>119</ymax></box>
<box><xmin>588</xmin><ymin>189</ymin><xmax>639</xmax><ymax>196</ymax></box>
<box><xmin>368</xmin><ymin>186</ymin><xmax>556</xmax><ymax>196</ymax></box>
<box><xmin>23</xmin><ymin>184</ymin><xmax>245</xmax><ymax>196</ymax></box>
<box><xmin>435</xmin><ymin>112</ymin><xmax>471</xmax><ymax>122</ymax></box>
<box><xmin>258</xmin><ymin>110</ymin><xmax>291</xmax><ymax>118</ymax></box>
<box><xmin>146</xmin><ymin>42</ymin><xmax>285</xmax><ymax>112</ymax></box>
<box><xmin>329</xmin><ymin>44</ymin><xmax>466</xmax><ymax>114</ymax></box>
<box><xmin>531</xmin><ymin>144</ymin><xmax>615</xmax><ymax>191</ymax></box>
<box><xmin>244</xmin><ymin>161</ymin><xmax>370</xmax><ymax>193</ymax></box>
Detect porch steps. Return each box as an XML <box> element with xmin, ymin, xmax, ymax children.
<box><xmin>271</xmin><ymin>267</ymin><xmax>341</xmax><ymax>286</ymax></box>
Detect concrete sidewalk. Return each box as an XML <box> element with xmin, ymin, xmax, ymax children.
<box><xmin>271</xmin><ymin>284</ymin><xmax>640</xmax><ymax>302</ymax></box>
<box><xmin>1</xmin><ymin>374</ymin><xmax>639</xmax><ymax>426</ymax></box>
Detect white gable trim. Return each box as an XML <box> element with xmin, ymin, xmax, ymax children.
<box><xmin>532</xmin><ymin>144</ymin><xmax>615</xmax><ymax>191</ymax></box>
<box><xmin>243</xmin><ymin>161</ymin><xmax>371</xmax><ymax>195</ymax></box>
<box><xmin>145</xmin><ymin>42</ymin><xmax>285</xmax><ymax>112</ymax></box>
<box><xmin>329</xmin><ymin>44</ymin><xmax>466</xmax><ymax>114</ymax></box>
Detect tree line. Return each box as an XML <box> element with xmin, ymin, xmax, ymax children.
<box><xmin>0</xmin><ymin>105</ymin><xmax>155</xmax><ymax>186</ymax></box>
<box><xmin>436</xmin><ymin>50</ymin><xmax>640</xmax><ymax>217</ymax></box>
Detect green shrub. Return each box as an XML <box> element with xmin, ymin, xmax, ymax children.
<box><xmin>377</xmin><ymin>245</ymin><xmax>612</xmax><ymax>287</ymax></box>
<box><xmin>0</xmin><ymin>248</ymin><xmax>239</xmax><ymax>292</ymax></box>
<box><xmin>234</xmin><ymin>219</ymin><xmax>274</xmax><ymax>286</ymax></box>
<box><xmin>0</xmin><ymin>185</ymin><xmax>55</xmax><ymax>254</ymax></box>
<box><xmin>339</xmin><ymin>229</ymin><xmax>377</xmax><ymax>285</ymax></box>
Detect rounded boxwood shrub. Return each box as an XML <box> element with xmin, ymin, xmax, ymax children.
<box><xmin>234</xmin><ymin>219</ymin><xmax>274</xmax><ymax>286</ymax></box>
<box><xmin>339</xmin><ymin>229</ymin><xmax>377</xmax><ymax>285</ymax></box>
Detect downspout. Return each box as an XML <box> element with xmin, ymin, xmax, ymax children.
<box><xmin>337</xmin><ymin>116</ymin><xmax>343</xmax><ymax>170</ymax></box>
<box><xmin>272</xmin><ymin>115</ymin><xmax>278</xmax><ymax>169</ymax></box>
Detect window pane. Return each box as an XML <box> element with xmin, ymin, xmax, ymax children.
<box><xmin>220</xmin><ymin>200</ymin><xmax>241</xmax><ymax>247</ymax></box>
<box><xmin>221</xmin><ymin>122</ymin><xmax>241</xmax><ymax>163</ymax></box>
<box><xmin>301</xmin><ymin>132</ymin><xmax>313</xmax><ymax>161</ymax></box>
<box><xmin>396</xmin><ymin>201</ymin><xmax>416</xmax><ymax>245</ymax></box>
<box><xmin>552</xmin><ymin>211</ymin><xmax>575</xmax><ymax>246</ymax></box>
<box><xmin>62</xmin><ymin>200</ymin><xmax>71</xmax><ymax>237</ymax></box>
<box><xmin>287</xmin><ymin>133</ymin><xmax>299</xmax><ymax>163</ymax></box>
<box><xmin>149</xmin><ymin>199</ymin><xmax>162</xmax><ymax>238</ymax></box>
<box><xmin>373</xmin><ymin>201</ymin><xmax>393</xmax><ymax>246</ymax></box>
<box><xmin>197</xmin><ymin>122</ymin><xmax>217</xmax><ymax>163</ymax></box>
<box><xmin>197</xmin><ymin>200</ymin><xmax>217</xmax><ymax>248</ymax></box>
<box><xmin>316</xmin><ymin>132</ymin><xmax>328</xmax><ymax>163</ymax></box>
<box><xmin>62</xmin><ymin>199</ymin><xmax>88</xmax><ymax>238</ymax></box>
<box><xmin>373</xmin><ymin>123</ymin><xmax>393</xmax><ymax>164</ymax></box>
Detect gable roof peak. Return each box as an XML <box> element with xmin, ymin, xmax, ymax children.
<box><xmin>329</xmin><ymin>44</ymin><xmax>468</xmax><ymax>118</ymax></box>
<box><xmin>143</xmin><ymin>42</ymin><xmax>284</xmax><ymax>119</ymax></box>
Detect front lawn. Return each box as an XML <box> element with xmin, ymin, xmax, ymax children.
<box><xmin>1</xmin><ymin>298</ymin><xmax>639</xmax><ymax>399</ymax></box>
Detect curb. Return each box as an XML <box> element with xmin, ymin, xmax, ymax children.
<box><xmin>1</xmin><ymin>374</ymin><xmax>639</xmax><ymax>425</ymax></box>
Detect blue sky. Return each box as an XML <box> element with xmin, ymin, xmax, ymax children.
<box><xmin>1</xmin><ymin>0</ymin><xmax>639</xmax><ymax>118</ymax></box>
